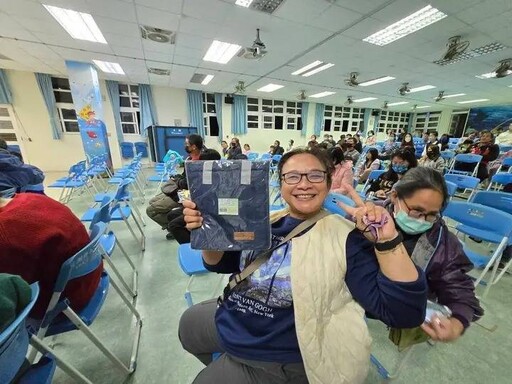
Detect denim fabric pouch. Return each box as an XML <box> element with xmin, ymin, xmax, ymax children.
<box><xmin>186</xmin><ymin>160</ymin><xmax>271</xmax><ymax>251</ymax></box>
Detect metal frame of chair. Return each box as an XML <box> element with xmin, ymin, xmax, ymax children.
<box><xmin>359</xmin><ymin>169</ymin><xmax>386</xmax><ymax>198</ymax></box>
<box><xmin>48</xmin><ymin>161</ymin><xmax>96</xmax><ymax>204</ymax></box>
<box><xmin>487</xmin><ymin>172</ymin><xmax>512</xmax><ymax>191</ymax></box>
<box><xmin>443</xmin><ymin>174</ymin><xmax>480</xmax><ymax>200</ymax></box>
<box><xmin>446</xmin><ymin>153</ymin><xmax>482</xmax><ymax>177</ymax></box>
<box><xmin>495</xmin><ymin>157</ymin><xmax>512</xmax><ymax>174</ymax></box>
<box><xmin>28</xmin><ymin>223</ymin><xmax>142</xmax><ymax>375</ymax></box>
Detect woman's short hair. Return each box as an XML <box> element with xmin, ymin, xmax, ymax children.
<box><xmin>328</xmin><ymin>146</ymin><xmax>345</xmax><ymax>166</ymax></box>
<box><xmin>394</xmin><ymin>167</ymin><xmax>449</xmax><ymax>209</ymax></box>
<box><xmin>278</xmin><ymin>147</ymin><xmax>334</xmax><ymax>188</ymax></box>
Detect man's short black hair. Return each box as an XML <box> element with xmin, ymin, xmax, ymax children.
<box><xmin>0</xmin><ymin>138</ymin><xmax>7</xmax><ymax>150</ymax></box>
<box><xmin>199</xmin><ymin>149</ymin><xmax>221</xmax><ymax>160</ymax></box>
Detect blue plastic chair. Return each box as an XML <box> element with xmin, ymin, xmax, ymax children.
<box><xmin>323</xmin><ymin>192</ymin><xmax>356</xmax><ymax>217</ymax></box>
<box><xmin>120</xmin><ymin>143</ymin><xmax>135</xmax><ymax>159</ymax></box>
<box><xmin>499</xmin><ymin>145</ymin><xmax>512</xmax><ymax>153</ymax></box>
<box><xmin>134</xmin><ymin>142</ymin><xmax>148</xmax><ymax>158</ymax></box>
<box><xmin>178</xmin><ymin>243</ymin><xmax>220</xmax><ymax>307</ymax></box>
<box><xmin>260</xmin><ymin>153</ymin><xmax>272</xmax><ymax>161</ymax></box>
<box><xmin>247</xmin><ymin>152</ymin><xmax>259</xmax><ymax>161</ymax></box>
<box><xmin>89</xmin><ymin>196</ymin><xmax>138</xmax><ymax>298</ymax></box>
<box><xmin>0</xmin><ymin>283</ymin><xmax>92</xmax><ymax>384</ymax></box>
<box><xmin>449</xmin><ymin>138</ymin><xmax>459</xmax><ymax>145</ymax></box>
<box><xmin>359</xmin><ymin>169</ymin><xmax>386</xmax><ymax>198</ymax></box>
<box><xmin>48</xmin><ymin>161</ymin><xmax>93</xmax><ymax>204</ymax></box>
<box><xmin>447</xmin><ymin>154</ymin><xmax>482</xmax><ymax>177</ymax></box>
<box><xmin>445</xmin><ymin>180</ymin><xmax>457</xmax><ymax>199</ymax></box>
<box><xmin>487</xmin><ymin>172</ymin><xmax>512</xmax><ymax>191</ymax></box>
<box><xmin>443</xmin><ymin>174</ymin><xmax>480</xmax><ymax>200</ymax></box>
<box><xmin>443</xmin><ymin>201</ymin><xmax>512</xmax><ymax>297</ymax></box>
<box><xmin>496</xmin><ymin>157</ymin><xmax>512</xmax><ymax>173</ymax></box>
<box><xmin>29</xmin><ymin>223</ymin><xmax>142</xmax><ymax>376</ymax></box>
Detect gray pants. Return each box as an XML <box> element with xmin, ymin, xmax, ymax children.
<box><xmin>178</xmin><ymin>299</ymin><xmax>308</xmax><ymax>384</ymax></box>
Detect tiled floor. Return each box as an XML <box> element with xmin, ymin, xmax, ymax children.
<box><xmin>41</xmin><ymin>172</ymin><xmax>511</xmax><ymax>384</ymax></box>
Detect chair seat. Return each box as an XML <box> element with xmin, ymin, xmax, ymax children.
<box><xmin>100</xmin><ymin>232</ymin><xmax>116</xmax><ymax>256</ymax></box>
<box><xmin>18</xmin><ymin>355</ymin><xmax>56</xmax><ymax>384</ymax></box>
<box><xmin>48</xmin><ymin>179</ymin><xmax>86</xmax><ymax>188</ymax></box>
<box><xmin>463</xmin><ymin>244</ymin><xmax>493</xmax><ymax>269</ymax></box>
<box><xmin>456</xmin><ymin>224</ymin><xmax>503</xmax><ymax>244</ymax></box>
<box><xmin>45</xmin><ymin>272</ymin><xmax>109</xmax><ymax>336</ymax></box>
<box><xmin>0</xmin><ymin>322</ymin><xmax>29</xmax><ymax>382</ymax></box>
<box><xmin>178</xmin><ymin>244</ymin><xmax>209</xmax><ymax>276</ymax></box>
<box><xmin>147</xmin><ymin>175</ymin><xmax>164</xmax><ymax>182</ymax></box>
<box><xmin>81</xmin><ymin>207</ymin><xmax>98</xmax><ymax>222</ymax></box>
<box><xmin>111</xmin><ymin>206</ymin><xmax>132</xmax><ymax>220</ymax></box>
<box><xmin>94</xmin><ymin>192</ymin><xmax>131</xmax><ymax>202</ymax></box>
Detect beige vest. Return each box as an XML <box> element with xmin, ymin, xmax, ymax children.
<box><xmin>270</xmin><ymin>209</ymin><xmax>372</xmax><ymax>383</ymax></box>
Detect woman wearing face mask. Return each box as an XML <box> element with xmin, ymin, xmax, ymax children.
<box><xmin>419</xmin><ymin>145</ymin><xmax>445</xmax><ymax>173</ymax></box>
<box><xmin>358</xmin><ymin>167</ymin><xmax>483</xmax><ymax>342</ymax></box>
<box><xmin>400</xmin><ymin>133</ymin><xmax>415</xmax><ymax>152</ymax></box>
<box><xmin>379</xmin><ymin>133</ymin><xmax>398</xmax><ymax>160</ymax></box>
<box><xmin>227</xmin><ymin>137</ymin><xmax>242</xmax><ymax>160</ymax></box>
<box><xmin>355</xmin><ymin>148</ymin><xmax>381</xmax><ymax>184</ymax></box>
<box><xmin>367</xmin><ymin>149</ymin><xmax>417</xmax><ymax>199</ymax></box>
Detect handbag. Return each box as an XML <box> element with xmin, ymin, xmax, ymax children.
<box><xmin>161</xmin><ymin>179</ymin><xmax>179</xmax><ymax>200</ymax></box>
<box><xmin>218</xmin><ymin>210</ymin><xmax>331</xmax><ymax>304</ymax></box>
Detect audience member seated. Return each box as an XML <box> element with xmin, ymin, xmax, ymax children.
<box><xmin>0</xmin><ymin>193</ymin><xmax>102</xmax><ymax>319</ymax></box>
<box><xmin>353</xmin><ymin>134</ymin><xmax>363</xmax><ymax>153</ymax></box>
<box><xmin>179</xmin><ymin>147</ymin><xmax>427</xmax><ymax>383</ymax></box>
<box><xmin>0</xmin><ymin>138</ymin><xmax>23</xmax><ymax>161</ymax></box>
<box><xmin>421</xmin><ymin>132</ymin><xmax>429</xmax><ymax>145</ymax></box>
<box><xmin>400</xmin><ymin>133</ymin><xmax>415</xmax><ymax>152</ymax></box>
<box><xmin>367</xmin><ymin>149</ymin><xmax>418</xmax><ymax>199</ymax></box>
<box><xmin>364</xmin><ymin>130</ymin><xmax>376</xmax><ymax>146</ymax></box>
<box><xmin>344</xmin><ymin>137</ymin><xmax>360</xmax><ymax>163</ymax></box>
<box><xmin>0</xmin><ymin>145</ymin><xmax>45</xmax><ymax>194</ymax></box>
<box><xmin>271</xmin><ymin>140</ymin><xmax>284</xmax><ymax>156</ymax></box>
<box><xmin>286</xmin><ymin>139</ymin><xmax>294</xmax><ymax>152</ymax></box>
<box><xmin>379</xmin><ymin>132</ymin><xmax>398</xmax><ymax>160</ymax></box>
<box><xmin>495</xmin><ymin>123</ymin><xmax>512</xmax><ymax>145</ymax></box>
<box><xmin>167</xmin><ymin>149</ymin><xmax>222</xmax><ymax>244</ymax></box>
<box><xmin>307</xmin><ymin>140</ymin><xmax>317</xmax><ymax>149</ymax></box>
<box><xmin>376</xmin><ymin>168</ymin><xmax>483</xmax><ymax>342</ymax></box>
<box><xmin>397</xmin><ymin>127</ymin><xmax>406</xmax><ymax>142</ymax></box>
<box><xmin>337</xmin><ymin>134</ymin><xmax>346</xmax><ymax>146</ymax></box>
<box><xmin>421</xmin><ymin>131</ymin><xmax>442</xmax><ymax>157</ymax></box>
<box><xmin>321</xmin><ymin>134</ymin><xmax>334</xmax><ymax>149</ymax></box>
<box><xmin>453</xmin><ymin>130</ymin><xmax>499</xmax><ymax>181</ymax></box>
<box><xmin>439</xmin><ymin>134</ymin><xmax>450</xmax><ymax>151</ymax></box>
<box><xmin>227</xmin><ymin>138</ymin><xmax>242</xmax><ymax>160</ymax></box>
<box><xmin>309</xmin><ymin>135</ymin><xmax>318</xmax><ymax>145</ymax></box>
<box><xmin>0</xmin><ymin>273</ymin><xmax>32</xmax><ymax>332</ymax></box>
<box><xmin>328</xmin><ymin>147</ymin><xmax>353</xmax><ymax>195</ymax></box>
<box><xmin>418</xmin><ymin>145</ymin><xmax>445</xmax><ymax>173</ymax></box>
<box><xmin>455</xmin><ymin>139</ymin><xmax>473</xmax><ymax>154</ymax></box>
<box><xmin>243</xmin><ymin>144</ymin><xmax>251</xmax><ymax>155</ymax></box>
<box><xmin>220</xmin><ymin>141</ymin><xmax>228</xmax><ymax>158</ymax></box>
<box><xmin>355</xmin><ymin>148</ymin><xmax>381</xmax><ymax>184</ymax></box>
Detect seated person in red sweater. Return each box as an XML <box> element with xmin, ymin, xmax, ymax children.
<box><xmin>0</xmin><ymin>193</ymin><xmax>102</xmax><ymax>319</ymax></box>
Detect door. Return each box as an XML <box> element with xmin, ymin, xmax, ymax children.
<box><xmin>449</xmin><ymin>112</ymin><xmax>469</xmax><ymax>138</ymax></box>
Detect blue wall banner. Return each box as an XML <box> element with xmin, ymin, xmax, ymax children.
<box><xmin>65</xmin><ymin>60</ymin><xmax>113</xmax><ymax>170</ymax></box>
<box><xmin>466</xmin><ymin>105</ymin><xmax>512</xmax><ymax>132</ymax></box>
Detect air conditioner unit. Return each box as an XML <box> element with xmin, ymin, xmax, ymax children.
<box><xmin>140</xmin><ymin>26</ymin><xmax>176</xmax><ymax>44</ymax></box>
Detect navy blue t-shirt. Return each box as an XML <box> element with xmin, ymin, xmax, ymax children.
<box><xmin>204</xmin><ymin>215</ymin><xmax>427</xmax><ymax>363</ymax></box>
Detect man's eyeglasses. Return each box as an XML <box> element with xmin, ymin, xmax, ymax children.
<box><xmin>281</xmin><ymin>171</ymin><xmax>327</xmax><ymax>185</ymax></box>
<box><xmin>401</xmin><ymin>198</ymin><xmax>440</xmax><ymax>223</ymax></box>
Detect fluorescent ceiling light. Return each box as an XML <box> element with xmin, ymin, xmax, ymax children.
<box><xmin>235</xmin><ymin>0</ymin><xmax>253</xmax><ymax>7</ymax></box>
<box><xmin>310</xmin><ymin>91</ymin><xmax>336</xmax><ymax>98</ymax></box>
<box><xmin>409</xmin><ymin>85</ymin><xmax>436</xmax><ymax>93</ymax></box>
<box><xmin>457</xmin><ymin>99</ymin><xmax>490</xmax><ymax>104</ymax></box>
<box><xmin>203</xmin><ymin>40</ymin><xmax>242</xmax><ymax>64</ymax></box>
<box><xmin>476</xmin><ymin>70</ymin><xmax>512</xmax><ymax>79</ymax></box>
<box><xmin>359</xmin><ymin>76</ymin><xmax>395</xmax><ymax>87</ymax></box>
<box><xmin>302</xmin><ymin>63</ymin><xmax>335</xmax><ymax>77</ymax></box>
<box><xmin>387</xmin><ymin>101</ymin><xmax>409</xmax><ymax>106</ymax></box>
<box><xmin>363</xmin><ymin>5</ymin><xmax>447</xmax><ymax>46</ymax></box>
<box><xmin>437</xmin><ymin>93</ymin><xmax>466</xmax><ymax>99</ymax></box>
<box><xmin>353</xmin><ymin>97</ymin><xmax>378</xmax><ymax>102</ymax></box>
<box><xmin>257</xmin><ymin>83</ymin><xmax>284</xmax><ymax>92</ymax></box>
<box><xmin>201</xmin><ymin>74</ymin><xmax>214</xmax><ymax>85</ymax></box>
<box><xmin>92</xmin><ymin>60</ymin><xmax>125</xmax><ymax>75</ymax></box>
<box><xmin>291</xmin><ymin>60</ymin><xmax>323</xmax><ymax>76</ymax></box>
<box><xmin>416</xmin><ymin>105</ymin><xmax>430</xmax><ymax>109</ymax></box>
<box><xmin>43</xmin><ymin>4</ymin><xmax>107</xmax><ymax>44</ymax></box>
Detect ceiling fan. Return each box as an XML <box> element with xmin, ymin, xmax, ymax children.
<box><xmin>345</xmin><ymin>96</ymin><xmax>354</xmax><ymax>105</ymax></box>
<box><xmin>297</xmin><ymin>90</ymin><xmax>307</xmax><ymax>100</ymax></box>
<box><xmin>382</xmin><ymin>101</ymin><xmax>389</xmax><ymax>109</ymax></box>
<box><xmin>438</xmin><ymin>36</ymin><xmax>470</xmax><ymax>62</ymax></box>
<box><xmin>494</xmin><ymin>58</ymin><xmax>512</xmax><ymax>78</ymax></box>
<box><xmin>398</xmin><ymin>82</ymin><xmax>410</xmax><ymax>96</ymax></box>
<box><xmin>344</xmin><ymin>72</ymin><xmax>359</xmax><ymax>87</ymax></box>
<box><xmin>435</xmin><ymin>91</ymin><xmax>445</xmax><ymax>102</ymax></box>
<box><xmin>234</xmin><ymin>81</ymin><xmax>246</xmax><ymax>94</ymax></box>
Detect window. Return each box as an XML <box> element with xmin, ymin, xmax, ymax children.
<box><xmin>51</xmin><ymin>77</ymin><xmax>79</xmax><ymax>133</ymax></box>
<box><xmin>202</xmin><ymin>93</ymin><xmax>219</xmax><ymax>137</ymax></box>
<box><xmin>323</xmin><ymin>105</ymin><xmax>364</xmax><ymax>134</ymax></box>
<box><xmin>412</xmin><ymin>111</ymin><xmax>441</xmax><ymax>133</ymax></box>
<box><xmin>246</xmin><ymin>98</ymin><xmax>302</xmax><ymax>130</ymax></box>
<box><xmin>377</xmin><ymin>111</ymin><xmax>410</xmax><ymax>133</ymax></box>
<box><xmin>119</xmin><ymin>84</ymin><xmax>140</xmax><ymax>135</ymax></box>
<box><xmin>0</xmin><ymin>105</ymin><xmax>17</xmax><ymax>143</ymax></box>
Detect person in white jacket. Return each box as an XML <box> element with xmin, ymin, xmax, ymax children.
<box><xmin>418</xmin><ymin>145</ymin><xmax>445</xmax><ymax>173</ymax></box>
<box><xmin>179</xmin><ymin>147</ymin><xmax>427</xmax><ymax>383</ymax></box>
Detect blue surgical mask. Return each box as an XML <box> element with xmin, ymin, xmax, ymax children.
<box><xmin>394</xmin><ymin>201</ymin><xmax>433</xmax><ymax>234</ymax></box>
<box><xmin>392</xmin><ymin>164</ymin><xmax>408</xmax><ymax>174</ymax></box>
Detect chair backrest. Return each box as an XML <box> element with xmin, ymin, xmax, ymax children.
<box><xmin>69</xmin><ymin>160</ymin><xmax>87</xmax><ymax>178</ymax></box>
<box><xmin>271</xmin><ymin>154</ymin><xmax>282</xmax><ymax>163</ymax></box>
<box><xmin>367</xmin><ymin>169</ymin><xmax>386</xmax><ymax>182</ymax></box>
<box><xmin>90</xmin><ymin>196</ymin><xmax>113</xmax><ymax>228</ymax></box>
<box><xmin>112</xmin><ymin>179</ymin><xmax>132</xmax><ymax>205</ymax></box>
<box><xmin>443</xmin><ymin>201</ymin><xmax>512</xmax><ymax>238</ymax></box>
<box><xmin>444</xmin><ymin>174</ymin><xmax>480</xmax><ymax>190</ymax></box>
<box><xmin>445</xmin><ymin>181</ymin><xmax>457</xmax><ymax>198</ymax></box>
<box><xmin>490</xmin><ymin>172</ymin><xmax>512</xmax><ymax>186</ymax></box>
<box><xmin>440</xmin><ymin>151</ymin><xmax>455</xmax><ymax>161</ymax></box>
<box><xmin>502</xmin><ymin>157</ymin><xmax>512</xmax><ymax>168</ymax></box>
<box><xmin>499</xmin><ymin>145</ymin><xmax>512</xmax><ymax>153</ymax></box>
<box><xmin>449</xmin><ymin>138</ymin><xmax>459</xmax><ymax>145</ymax></box>
<box><xmin>260</xmin><ymin>153</ymin><xmax>272</xmax><ymax>161</ymax></box>
<box><xmin>453</xmin><ymin>153</ymin><xmax>482</xmax><ymax>164</ymax></box>
<box><xmin>0</xmin><ymin>283</ymin><xmax>39</xmax><ymax>383</ymax></box>
<box><xmin>469</xmin><ymin>191</ymin><xmax>512</xmax><ymax>215</ymax></box>
<box><xmin>323</xmin><ymin>192</ymin><xmax>355</xmax><ymax>217</ymax></box>
<box><xmin>52</xmin><ymin>223</ymin><xmax>106</xmax><ymax>293</ymax></box>
<box><xmin>247</xmin><ymin>152</ymin><xmax>259</xmax><ymax>161</ymax></box>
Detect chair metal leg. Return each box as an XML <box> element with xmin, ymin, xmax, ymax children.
<box><xmin>370</xmin><ymin>345</ymin><xmax>416</xmax><ymax>380</ymax></box>
<box><xmin>101</xmin><ymin>251</ymin><xmax>137</xmax><ymax>298</ymax></box>
<box><xmin>491</xmin><ymin>256</ymin><xmax>512</xmax><ymax>285</ymax></box>
<box><xmin>30</xmin><ymin>335</ymin><xmax>93</xmax><ymax>384</ymax></box>
<box><xmin>185</xmin><ymin>275</ymin><xmax>195</xmax><ymax>307</ymax></box>
<box><xmin>114</xmin><ymin>239</ymin><xmax>138</xmax><ymax>295</ymax></box>
<box><xmin>62</xmin><ymin>307</ymin><xmax>133</xmax><ymax>375</ymax></box>
<box><xmin>129</xmin><ymin>214</ymin><xmax>146</xmax><ymax>251</ymax></box>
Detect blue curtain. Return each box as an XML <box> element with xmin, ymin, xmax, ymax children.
<box><xmin>139</xmin><ymin>84</ymin><xmax>157</xmax><ymax>137</ymax></box>
<box><xmin>314</xmin><ymin>103</ymin><xmax>325</xmax><ymax>137</ymax></box>
<box><xmin>105</xmin><ymin>80</ymin><xmax>124</xmax><ymax>144</ymax></box>
<box><xmin>186</xmin><ymin>89</ymin><xmax>205</xmax><ymax>137</ymax></box>
<box><xmin>300</xmin><ymin>102</ymin><xmax>309</xmax><ymax>137</ymax></box>
<box><xmin>407</xmin><ymin>112</ymin><xmax>413</xmax><ymax>132</ymax></box>
<box><xmin>214</xmin><ymin>93</ymin><xmax>223</xmax><ymax>143</ymax></box>
<box><xmin>34</xmin><ymin>73</ymin><xmax>61</xmax><ymax>140</ymax></box>
<box><xmin>232</xmin><ymin>95</ymin><xmax>247</xmax><ymax>135</ymax></box>
<box><xmin>0</xmin><ymin>69</ymin><xmax>12</xmax><ymax>104</ymax></box>
<box><xmin>363</xmin><ymin>108</ymin><xmax>371</xmax><ymax>135</ymax></box>
<box><xmin>374</xmin><ymin>111</ymin><xmax>380</xmax><ymax>132</ymax></box>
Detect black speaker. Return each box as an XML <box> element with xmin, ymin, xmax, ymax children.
<box><xmin>224</xmin><ymin>95</ymin><xmax>234</xmax><ymax>104</ymax></box>
<box><xmin>371</xmin><ymin>109</ymin><xmax>380</xmax><ymax>116</ymax></box>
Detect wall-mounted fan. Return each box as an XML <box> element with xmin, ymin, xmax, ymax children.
<box><xmin>435</xmin><ymin>91</ymin><xmax>445</xmax><ymax>102</ymax></box>
<box><xmin>344</xmin><ymin>72</ymin><xmax>359</xmax><ymax>87</ymax></box>
<box><xmin>234</xmin><ymin>81</ymin><xmax>246</xmax><ymax>93</ymax></box>
<box><xmin>237</xmin><ymin>28</ymin><xmax>267</xmax><ymax>60</ymax></box>
<box><xmin>439</xmin><ymin>36</ymin><xmax>470</xmax><ymax>61</ymax></box>
<box><xmin>345</xmin><ymin>96</ymin><xmax>354</xmax><ymax>105</ymax></box>
<box><xmin>382</xmin><ymin>101</ymin><xmax>389</xmax><ymax>109</ymax></box>
<box><xmin>297</xmin><ymin>90</ymin><xmax>307</xmax><ymax>100</ymax></box>
<box><xmin>398</xmin><ymin>83</ymin><xmax>410</xmax><ymax>96</ymax></box>
<box><xmin>494</xmin><ymin>58</ymin><xmax>512</xmax><ymax>78</ymax></box>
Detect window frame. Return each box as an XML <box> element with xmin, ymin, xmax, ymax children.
<box><xmin>246</xmin><ymin>98</ymin><xmax>302</xmax><ymax>130</ymax></box>
<box><xmin>51</xmin><ymin>77</ymin><xmax>79</xmax><ymax>134</ymax></box>
<box><xmin>202</xmin><ymin>92</ymin><xmax>219</xmax><ymax>137</ymax></box>
<box><xmin>377</xmin><ymin>111</ymin><xmax>410</xmax><ymax>133</ymax></box>
<box><xmin>119</xmin><ymin>83</ymin><xmax>141</xmax><ymax>135</ymax></box>
<box><xmin>323</xmin><ymin>105</ymin><xmax>364</xmax><ymax>134</ymax></box>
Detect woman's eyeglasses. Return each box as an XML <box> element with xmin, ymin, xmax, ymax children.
<box><xmin>281</xmin><ymin>171</ymin><xmax>327</xmax><ymax>185</ymax></box>
<box><xmin>401</xmin><ymin>198</ymin><xmax>440</xmax><ymax>223</ymax></box>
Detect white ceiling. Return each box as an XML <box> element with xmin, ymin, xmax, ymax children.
<box><xmin>1</xmin><ymin>0</ymin><xmax>511</xmax><ymax>111</ymax></box>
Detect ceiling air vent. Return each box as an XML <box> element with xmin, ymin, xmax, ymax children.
<box><xmin>248</xmin><ymin>0</ymin><xmax>285</xmax><ymax>14</ymax></box>
<box><xmin>148</xmin><ymin>68</ymin><xmax>170</xmax><ymax>76</ymax></box>
<box><xmin>140</xmin><ymin>26</ymin><xmax>176</xmax><ymax>44</ymax></box>
<box><xmin>190</xmin><ymin>73</ymin><xmax>207</xmax><ymax>83</ymax></box>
